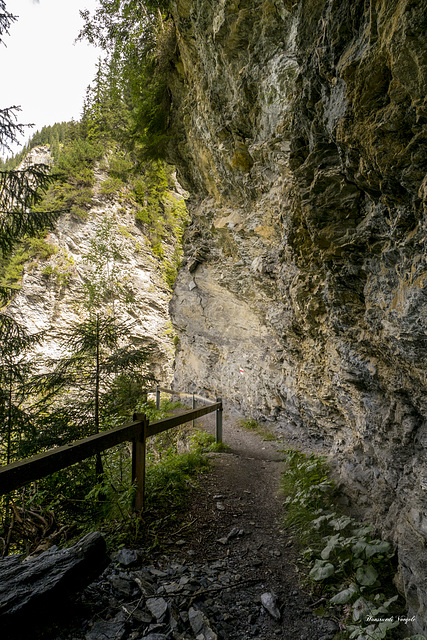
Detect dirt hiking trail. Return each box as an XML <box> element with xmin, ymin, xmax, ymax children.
<box><xmin>52</xmin><ymin>410</ymin><xmax>337</xmax><ymax>640</ymax></box>
<box><xmin>158</xmin><ymin>410</ymin><xmax>338</xmax><ymax>640</ymax></box>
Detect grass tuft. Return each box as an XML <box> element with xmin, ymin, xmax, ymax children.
<box><xmin>239</xmin><ymin>417</ymin><xmax>277</xmax><ymax>441</ymax></box>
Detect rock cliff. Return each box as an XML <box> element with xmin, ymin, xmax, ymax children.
<box><xmin>166</xmin><ymin>0</ymin><xmax>427</xmax><ymax>631</ymax></box>
<box><xmin>5</xmin><ymin>146</ymin><xmax>176</xmax><ymax>384</ymax></box>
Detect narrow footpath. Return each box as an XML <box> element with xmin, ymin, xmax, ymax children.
<box><xmin>56</xmin><ymin>412</ymin><xmax>337</xmax><ymax>640</ymax></box>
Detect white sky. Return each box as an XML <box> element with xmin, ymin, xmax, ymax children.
<box><xmin>1</xmin><ymin>0</ymin><xmax>103</xmax><ymax>157</ymax></box>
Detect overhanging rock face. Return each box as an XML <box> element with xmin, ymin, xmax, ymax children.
<box><xmin>167</xmin><ymin>0</ymin><xmax>427</xmax><ymax>632</ymax></box>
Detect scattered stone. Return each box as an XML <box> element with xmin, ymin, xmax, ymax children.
<box><xmin>189</xmin><ymin>607</ymin><xmax>217</xmax><ymax>640</ymax></box>
<box><xmin>133</xmin><ymin>574</ymin><xmax>157</xmax><ymax>596</ymax></box>
<box><xmin>189</xmin><ymin>607</ymin><xmax>205</xmax><ymax>634</ymax></box>
<box><xmin>149</xmin><ymin>567</ymin><xmax>168</xmax><ymax>577</ymax></box>
<box><xmin>260</xmin><ymin>592</ymin><xmax>281</xmax><ymax>621</ymax></box>
<box><xmin>114</xmin><ymin>549</ymin><xmax>139</xmax><ymax>567</ymax></box>
<box><xmin>109</xmin><ymin>574</ymin><xmax>137</xmax><ymax>596</ymax></box>
<box><xmin>216</xmin><ymin>502</ymin><xmax>225</xmax><ymax>510</ymax></box>
<box><xmin>146</xmin><ymin>597</ymin><xmax>168</xmax><ymax>620</ymax></box>
<box><xmin>22</xmin><ymin>522</ymin><xmax>332</xmax><ymax>640</ymax></box>
<box><xmin>228</xmin><ymin>527</ymin><xmax>244</xmax><ymax>540</ymax></box>
<box><xmin>85</xmin><ymin>614</ymin><xmax>127</xmax><ymax>640</ymax></box>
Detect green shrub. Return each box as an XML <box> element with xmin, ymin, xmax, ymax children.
<box><xmin>239</xmin><ymin>417</ymin><xmax>277</xmax><ymax>441</ymax></box>
<box><xmin>107</xmin><ymin>150</ymin><xmax>133</xmax><ymax>180</ymax></box>
<box><xmin>131</xmin><ymin>161</ymin><xmax>189</xmax><ymax>288</ymax></box>
<box><xmin>0</xmin><ymin>234</ymin><xmax>57</xmax><ymax>290</ymax></box>
<box><xmin>100</xmin><ymin>176</ymin><xmax>124</xmax><ymax>197</ymax></box>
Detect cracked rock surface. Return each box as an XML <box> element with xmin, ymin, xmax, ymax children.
<box><xmin>166</xmin><ymin>1</ymin><xmax>427</xmax><ymax>630</ymax></box>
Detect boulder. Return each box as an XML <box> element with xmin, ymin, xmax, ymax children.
<box><xmin>0</xmin><ymin>531</ymin><xmax>109</xmax><ymax>638</ymax></box>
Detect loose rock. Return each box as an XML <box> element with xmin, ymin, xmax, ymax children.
<box><xmin>261</xmin><ymin>592</ymin><xmax>281</xmax><ymax>621</ymax></box>
<box><xmin>146</xmin><ymin>597</ymin><xmax>168</xmax><ymax>620</ymax></box>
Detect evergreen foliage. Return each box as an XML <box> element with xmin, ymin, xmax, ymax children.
<box><xmin>78</xmin><ymin>0</ymin><xmax>176</xmax><ymax>161</ymax></box>
<box><xmin>0</xmin><ymin>7</ymin><xmax>59</xmax><ymax>263</ymax></box>
<box><xmin>0</xmin><ymin>316</ymin><xmax>43</xmax><ymax>465</ymax></box>
<box><xmin>0</xmin><ymin>121</ymin><xmax>75</xmax><ymax>170</ymax></box>
<box><xmin>0</xmin><ymin>0</ymin><xmax>189</xmax><ymax>555</ymax></box>
<box><xmin>0</xmin><ymin>3</ymin><xmax>66</xmax><ymax>511</ymax></box>
<box><xmin>0</xmin><ymin>0</ymin><xmax>15</xmax><ymax>46</ymax></box>
<box><xmin>33</xmin><ymin>316</ymin><xmax>154</xmax><ymax>449</ymax></box>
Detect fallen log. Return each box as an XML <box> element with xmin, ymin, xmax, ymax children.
<box><xmin>0</xmin><ymin>531</ymin><xmax>109</xmax><ymax>638</ymax></box>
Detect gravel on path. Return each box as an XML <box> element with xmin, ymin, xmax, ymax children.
<box><xmin>53</xmin><ymin>411</ymin><xmax>337</xmax><ymax>640</ymax></box>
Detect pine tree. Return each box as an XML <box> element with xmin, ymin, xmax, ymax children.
<box><xmin>33</xmin><ymin>213</ymin><xmax>154</xmax><ymax>476</ymax></box>
<box><xmin>0</xmin><ymin>315</ymin><xmax>42</xmax><ymax>466</ymax></box>
<box><xmin>0</xmin><ymin>313</ymin><xmax>42</xmax><ymax>554</ymax></box>
<box><xmin>0</xmin><ymin>6</ymin><xmax>60</xmax><ymax>300</ymax></box>
<box><xmin>0</xmin><ymin>0</ymin><xmax>15</xmax><ymax>46</ymax></box>
<box><xmin>34</xmin><ymin>315</ymin><xmax>153</xmax><ymax>472</ymax></box>
<box><xmin>78</xmin><ymin>1</ymin><xmax>174</xmax><ymax>160</ymax></box>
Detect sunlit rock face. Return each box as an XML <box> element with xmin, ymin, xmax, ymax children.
<box><xmin>167</xmin><ymin>0</ymin><xmax>427</xmax><ymax>631</ymax></box>
<box><xmin>6</xmin><ymin>149</ymin><xmax>175</xmax><ymax>383</ymax></box>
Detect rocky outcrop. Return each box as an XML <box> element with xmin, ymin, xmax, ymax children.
<box><xmin>0</xmin><ymin>531</ymin><xmax>108</xmax><ymax>639</ymax></box>
<box><xmin>166</xmin><ymin>0</ymin><xmax>427</xmax><ymax>632</ymax></box>
<box><xmin>6</xmin><ymin>149</ymin><xmax>176</xmax><ymax>384</ymax></box>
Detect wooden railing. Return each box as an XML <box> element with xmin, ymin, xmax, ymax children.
<box><xmin>0</xmin><ymin>390</ymin><xmax>223</xmax><ymax>511</ymax></box>
<box><xmin>154</xmin><ymin>386</ymin><xmax>222</xmax><ymax>441</ymax></box>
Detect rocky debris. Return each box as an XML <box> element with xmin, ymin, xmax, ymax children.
<box><xmin>189</xmin><ymin>606</ymin><xmax>217</xmax><ymax>640</ymax></box>
<box><xmin>51</xmin><ymin>548</ymin><xmax>337</xmax><ymax>640</ymax></box>
<box><xmin>114</xmin><ymin>549</ymin><xmax>140</xmax><ymax>568</ymax></box>
<box><xmin>216</xmin><ymin>526</ymin><xmax>244</xmax><ymax>545</ymax></box>
<box><xmin>146</xmin><ymin>597</ymin><xmax>168</xmax><ymax>620</ymax></box>
<box><xmin>0</xmin><ymin>532</ymin><xmax>109</xmax><ymax>639</ymax></box>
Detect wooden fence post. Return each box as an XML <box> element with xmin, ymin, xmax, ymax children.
<box><xmin>132</xmin><ymin>413</ymin><xmax>147</xmax><ymax>512</ymax></box>
<box><xmin>156</xmin><ymin>385</ymin><xmax>161</xmax><ymax>410</ymax></box>
<box><xmin>192</xmin><ymin>392</ymin><xmax>195</xmax><ymax>428</ymax></box>
<box><xmin>215</xmin><ymin>398</ymin><xmax>223</xmax><ymax>443</ymax></box>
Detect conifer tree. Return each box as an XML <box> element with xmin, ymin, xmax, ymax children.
<box><xmin>0</xmin><ymin>1</ymin><xmax>59</xmax><ymax>451</ymax></box>
<box><xmin>0</xmin><ymin>4</ymin><xmax>60</xmax><ymax>300</ymax></box>
<box><xmin>78</xmin><ymin>0</ymin><xmax>174</xmax><ymax>160</ymax></box>
<box><xmin>0</xmin><ymin>315</ymin><xmax>42</xmax><ymax>466</ymax></box>
<box><xmin>34</xmin><ymin>213</ymin><xmax>154</xmax><ymax>477</ymax></box>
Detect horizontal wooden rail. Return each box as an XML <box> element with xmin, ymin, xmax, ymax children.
<box><xmin>147</xmin><ymin>403</ymin><xmax>221</xmax><ymax>437</ymax></box>
<box><xmin>0</xmin><ymin>419</ymin><xmax>146</xmax><ymax>497</ymax></box>
<box><xmin>0</xmin><ymin>399</ymin><xmax>223</xmax><ymax>510</ymax></box>
<box><xmin>156</xmin><ymin>387</ymin><xmax>217</xmax><ymax>405</ymax></box>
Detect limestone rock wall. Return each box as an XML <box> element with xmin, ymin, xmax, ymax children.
<box><xmin>6</xmin><ymin>148</ymin><xmax>175</xmax><ymax>384</ymax></box>
<box><xmin>167</xmin><ymin>0</ymin><xmax>427</xmax><ymax>631</ymax></box>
